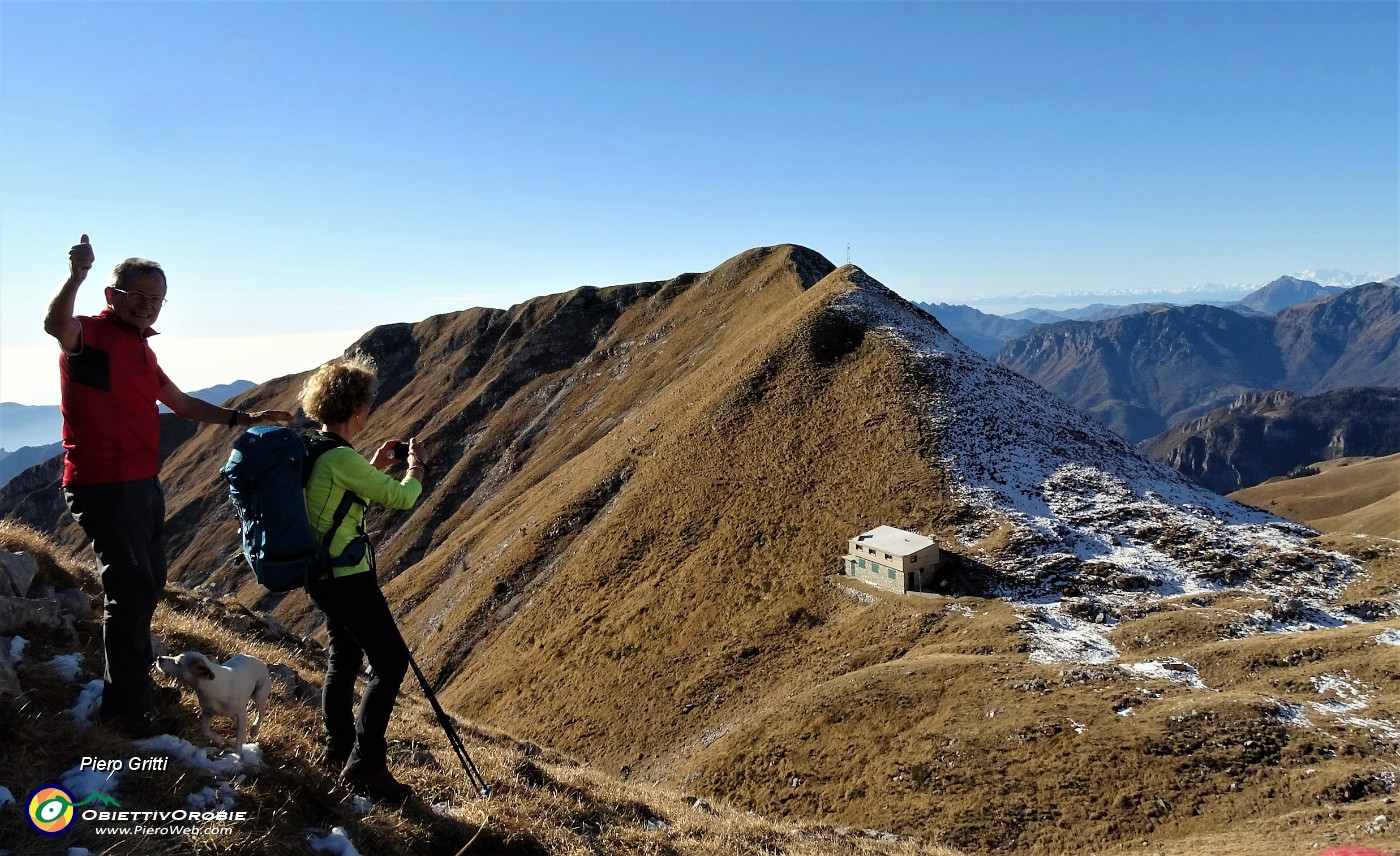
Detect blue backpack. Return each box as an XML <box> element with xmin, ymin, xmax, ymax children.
<box><xmin>221</xmin><ymin>426</ymin><xmax>364</xmax><ymax>592</ymax></box>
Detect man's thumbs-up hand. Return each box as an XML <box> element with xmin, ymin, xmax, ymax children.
<box><xmin>69</xmin><ymin>234</ymin><xmax>94</xmax><ymax>277</ymax></box>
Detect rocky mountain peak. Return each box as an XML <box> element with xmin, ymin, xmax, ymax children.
<box><xmin>824</xmin><ymin>271</ymin><xmax>1361</xmax><ymax>661</ymax></box>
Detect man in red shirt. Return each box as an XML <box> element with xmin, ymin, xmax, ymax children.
<box><xmin>44</xmin><ymin>235</ymin><xmax>292</xmax><ymax>738</ymax></box>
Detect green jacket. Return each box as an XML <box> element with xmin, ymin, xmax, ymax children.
<box><xmin>304</xmin><ymin>435</ymin><xmax>422</xmax><ymax>578</ymax></box>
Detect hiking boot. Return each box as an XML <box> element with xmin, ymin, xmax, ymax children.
<box><xmin>100</xmin><ymin>709</ymin><xmax>180</xmax><ymax>740</ymax></box>
<box><xmin>340</xmin><ymin>764</ymin><xmax>412</xmax><ymax>804</ymax></box>
<box><xmin>317</xmin><ymin>746</ymin><xmax>351</xmax><ymax>773</ymax></box>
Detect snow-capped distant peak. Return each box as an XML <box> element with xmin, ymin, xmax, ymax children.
<box><xmin>1294</xmin><ymin>269</ymin><xmax>1389</xmax><ymax>287</ymax></box>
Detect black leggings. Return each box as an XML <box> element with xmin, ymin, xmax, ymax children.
<box><xmin>307</xmin><ymin>570</ymin><xmax>409</xmax><ymax>771</ymax></box>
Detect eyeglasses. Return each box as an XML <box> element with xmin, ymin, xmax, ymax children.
<box><xmin>111</xmin><ymin>288</ymin><xmax>168</xmax><ymax>308</ymax></box>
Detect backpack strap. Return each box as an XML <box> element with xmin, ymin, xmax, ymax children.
<box><xmin>303</xmin><ymin>431</ymin><xmax>353</xmax><ymax>484</ymax></box>
<box><xmin>322</xmin><ymin>490</ymin><xmax>361</xmax><ymax>550</ymax></box>
<box><xmin>304</xmin><ymin>431</ymin><xmax>370</xmax><ymax>569</ymax></box>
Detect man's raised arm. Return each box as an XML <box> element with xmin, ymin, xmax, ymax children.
<box><xmin>43</xmin><ymin>234</ymin><xmax>94</xmax><ymax>353</ymax></box>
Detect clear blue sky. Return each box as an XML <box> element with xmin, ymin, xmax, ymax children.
<box><xmin>1</xmin><ymin>1</ymin><xmax>1395</xmax><ymax>405</ymax></box>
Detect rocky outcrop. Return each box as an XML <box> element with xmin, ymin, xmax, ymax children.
<box><xmin>0</xmin><ymin>549</ymin><xmax>96</xmax><ymax>699</ymax></box>
<box><xmin>0</xmin><ymin>550</ymin><xmax>38</xmax><ymax>597</ymax></box>
<box><xmin>1141</xmin><ymin>387</ymin><xmax>1400</xmax><ymax>493</ymax></box>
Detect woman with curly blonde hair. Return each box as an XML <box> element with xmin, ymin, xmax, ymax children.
<box><xmin>299</xmin><ymin>354</ymin><xmax>427</xmax><ymax>803</ymax></box>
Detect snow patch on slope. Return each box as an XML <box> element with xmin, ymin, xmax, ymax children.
<box><xmin>832</xmin><ymin>274</ymin><xmax>1364</xmax><ymax>664</ymax></box>
<box><xmin>1268</xmin><ymin>670</ymin><xmax>1400</xmax><ymax>743</ymax></box>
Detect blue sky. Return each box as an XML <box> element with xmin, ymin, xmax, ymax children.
<box><xmin>1</xmin><ymin>1</ymin><xmax>1396</xmax><ymax>406</ymax></box>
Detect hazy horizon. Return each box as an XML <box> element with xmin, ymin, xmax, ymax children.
<box><xmin>2</xmin><ymin>2</ymin><xmax>1394</xmax><ymax>404</ymax></box>
<box><xmin>2</xmin><ymin>262</ymin><xmax>1392</xmax><ymax>408</ymax></box>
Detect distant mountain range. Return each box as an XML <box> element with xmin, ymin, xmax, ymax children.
<box><xmin>1003</xmin><ymin>302</ymin><xmax>1175</xmax><ymax>324</ymax></box>
<box><xmin>1296</xmin><ymin>268</ymin><xmax>1393</xmax><ymax>287</ymax></box>
<box><xmin>992</xmin><ymin>282</ymin><xmax>1399</xmax><ymax>444</ymax></box>
<box><xmin>1234</xmin><ymin>275</ymin><xmax>1348</xmax><ymax>314</ymax></box>
<box><xmin>917</xmin><ymin>276</ymin><xmax>1400</xmax><ymax>489</ymax></box>
<box><xmin>959</xmin><ymin>270</ymin><xmax>1394</xmax><ymax>316</ymax></box>
<box><xmin>0</xmin><ymin>402</ymin><xmax>65</xmax><ymax>454</ymax></box>
<box><xmin>925</xmin><ymin>274</ymin><xmax>1397</xmax><ymax>358</ymax></box>
<box><xmin>0</xmin><ymin>380</ymin><xmax>256</xmax><ymax>487</ymax></box>
<box><xmin>916</xmin><ymin>303</ymin><xmax>1038</xmax><ymax>355</ymax></box>
<box><xmin>0</xmin><ymin>445</ymin><xmax>63</xmax><ymax>491</ymax></box>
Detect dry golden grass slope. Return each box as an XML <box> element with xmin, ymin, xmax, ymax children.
<box><xmin>1231</xmin><ymin>453</ymin><xmax>1400</xmax><ymax>540</ymax></box>
<box><xmin>5</xmin><ymin>246</ymin><xmax>1398</xmax><ymax>855</ymax></box>
<box><xmin>0</xmin><ymin>521</ymin><xmax>948</xmax><ymax>856</ymax></box>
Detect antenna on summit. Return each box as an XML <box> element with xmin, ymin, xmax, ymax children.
<box><xmin>846</xmin><ymin>243</ymin><xmax>851</xmax><ymax>265</ymax></box>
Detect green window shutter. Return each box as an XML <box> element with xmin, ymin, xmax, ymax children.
<box><xmin>888</xmin><ymin>568</ymin><xmax>896</xmax><ymax>580</ymax></box>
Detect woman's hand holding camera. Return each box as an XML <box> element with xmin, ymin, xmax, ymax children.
<box><xmin>406</xmin><ymin>438</ymin><xmax>427</xmax><ymax>479</ymax></box>
<box><xmin>372</xmin><ymin>437</ymin><xmax>428</xmax><ymax>478</ymax></box>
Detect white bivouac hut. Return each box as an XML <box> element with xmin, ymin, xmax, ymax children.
<box><xmin>842</xmin><ymin>525</ymin><xmax>941</xmax><ymax>594</ymax></box>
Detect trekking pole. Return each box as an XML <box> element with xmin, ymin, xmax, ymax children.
<box><xmin>406</xmin><ymin>650</ymin><xmax>492</xmax><ymax>798</ymax></box>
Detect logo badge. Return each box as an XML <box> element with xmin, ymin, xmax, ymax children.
<box><xmin>26</xmin><ymin>785</ymin><xmax>76</xmax><ymax>835</ymax></box>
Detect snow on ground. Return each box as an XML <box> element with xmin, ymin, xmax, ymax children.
<box><xmin>136</xmin><ymin>734</ymin><xmax>264</xmax><ymax>775</ymax></box>
<box><xmin>187</xmin><ymin>781</ymin><xmax>239</xmax><ymax>813</ymax></box>
<box><xmin>832</xmin><ymin>275</ymin><xmax>1368</xmax><ymax>667</ymax></box>
<box><xmin>136</xmin><ymin>734</ymin><xmax>264</xmax><ymax>811</ymax></box>
<box><xmin>69</xmin><ymin>679</ymin><xmax>103</xmax><ymax>728</ymax></box>
<box><xmin>308</xmin><ymin>826</ymin><xmax>364</xmax><ymax>855</ymax></box>
<box><xmin>1248</xmin><ymin>607</ymin><xmax>1348</xmax><ymax>634</ymax></box>
<box><xmin>1310</xmin><ymin>672</ymin><xmax>1400</xmax><ymax>743</ymax></box>
<box><xmin>1024</xmin><ymin>604</ymin><xmax>1119</xmax><ymax>664</ymax></box>
<box><xmin>62</xmin><ymin>766</ymin><xmax>120</xmax><ymax>802</ymax></box>
<box><xmin>56</xmin><ymin>729</ymin><xmax>264</xmax><ymax>815</ymax></box>
<box><xmin>1267</xmin><ymin>670</ymin><xmax>1400</xmax><ymax>744</ymax></box>
<box><xmin>1312</xmin><ymin>672</ymin><xmax>1370</xmax><ymax>712</ymax></box>
<box><xmin>48</xmin><ymin>652</ymin><xmax>83</xmax><ymax>681</ymax></box>
<box><xmin>7</xmin><ymin>635</ymin><xmax>27</xmax><ymax>663</ymax></box>
<box><xmin>1379</xmin><ymin>628</ymin><xmax>1400</xmax><ymax>646</ymax></box>
<box><xmin>1123</xmin><ymin>660</ymin><xmax>1210</xmax><ymax>690</ymax></box>
<box><xmin>1271</xmin><ymin>701</ymin><xmax>1315</xmax><ymax>729</ymax></box>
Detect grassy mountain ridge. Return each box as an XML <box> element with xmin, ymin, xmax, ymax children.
<box><xmin>1230</xmin><ymin>453</ymin><xmax>1400</xmax><ymax>541</ymax></box>
<box><xmin>4</xmin><ymin>247</ymin><xmax>1398</xmax><ymax>853</ymax></box>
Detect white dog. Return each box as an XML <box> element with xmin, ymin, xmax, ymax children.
<box><xmin>157</xmin><ymin>652</ymin><xmax>270</xmax><ymax>751</ymax></box>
